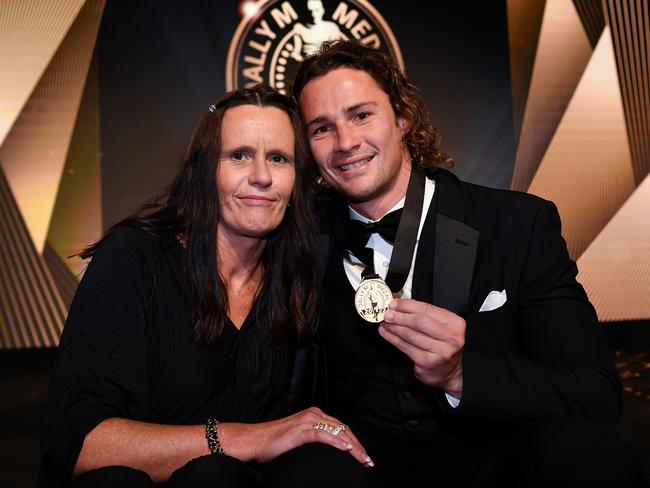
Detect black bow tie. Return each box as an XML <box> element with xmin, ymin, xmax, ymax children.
<box><xmin>346</xmin><ymin>208</ymin><xmax>403</xmax><ymax>248</ymax></box>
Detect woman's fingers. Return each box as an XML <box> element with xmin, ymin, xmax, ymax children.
<box><xmin>264</xmin><ymin>408</ymin><xmax>374</xmax><ymax>467</ymax></box>
<box><xmin>335</xmin><ymin>431</ymin><xmax>374</xmax><ymax>467</ymax></box>
<box><xmin>314</xmin><ymin>411</ymin><xmax>364</xmax><ymax>451</ymax></box>
<box><xmin>299</xmin><ymin>415</ymin><xmax>373</xmax><ymax>467</ymax></box>
<box><xmin>302</xmin><ymin>425</ymin><xmax>351</xmax><ymax>450</ymax></box>
<box><xmin>305</xmin><ymin>426</ymin><xmax>373</xmax><ymax>466</ymax></box>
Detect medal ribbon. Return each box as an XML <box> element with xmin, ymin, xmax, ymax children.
<box><xmin>360</xmin><ymin>164</ymin><xmax>426</xmax><ymax>292</ymax></box>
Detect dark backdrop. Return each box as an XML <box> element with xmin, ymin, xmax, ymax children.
<box><xmin>98</xmin><ymin>0</ymin><xmax>515</xmax><ymax>228</ymax></box>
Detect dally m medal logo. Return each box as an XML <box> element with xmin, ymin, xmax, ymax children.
<box><xmin>226</xmin><ymin>0</ymin><xmax>403</xmax><ymax>94</ymax></box>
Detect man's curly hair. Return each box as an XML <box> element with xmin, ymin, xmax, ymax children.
<box><xmin>291</xmin><ymin>40</ymin><xmax>453</xmax><ymax>169</ymax></box>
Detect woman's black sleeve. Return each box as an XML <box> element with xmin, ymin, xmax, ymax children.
<box><xmin>39</xmin><ymin>227</ymin><xmax>153</xmax><ymax>487</ymax></box>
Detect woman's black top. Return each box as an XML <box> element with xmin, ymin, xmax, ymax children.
<box><xmin>39</xmin><ymin>226</ymin><xmax>293</xmax><ymax>487</ymax></box>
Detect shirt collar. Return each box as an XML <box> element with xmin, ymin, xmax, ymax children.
<box><xmin>348</xmin><ymin>196</ymin><xmax>406</xmax><ymax>223</ymax></box>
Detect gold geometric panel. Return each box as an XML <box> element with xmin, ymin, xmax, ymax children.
<box><xmin>0</xmin><ymin>164</ymin><xmax>66</xmax><ymax>348</ymax></box>
<box><xmin>42</xmin><ymin>242</ymin><xmax>78</xmax><ymax>311</ymax></box>
<box><xmin>578</xmin><ymin>173</ymin><xmax>650</xmax><ymax>321</ymax></box>
<box><xmin>528</xmin><ymin>27</ymin><xmax>635</xmax><ymax>260</ymax></box>
<box><xmin>506</xmin><ymin>0</ymin><xmax>547</xmax><ymax>145</ymax></box>
<box><xmin>573</xmin><ymin>0</ymin><xmax>606</xmax><ymax>47</ymax></box>
<box><xmin>0</xmin><ymin>0</ymin><xmax>105</xmax><ymax>253</ymax></box>
<box><xmin>0</xmin><ymin>0</ymin><xmax>85</xmax><ymax>145</ymax></box>
<box><xmin>510</xmin><ymin>0</ymin><xmax>595</xmax><ymax>191</ymax></box>
<box><xmin>47</xmin><ymin>50</ymin><xmax>102</xmax><ymax>278</ymax></box>
<box><xmin>604</xmin><ymin>0</ymin><xmax>650</xmax><ymax>184</ymax></box>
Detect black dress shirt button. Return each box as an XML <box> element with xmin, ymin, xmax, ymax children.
<box><xmin>401</xmin><ymin>390</ymin><xmax>412</xmax><ymax>400</ymax></box>
<box><xmin>406</xmin><ymin>419</ymin><xmax>419</xmax><ymax>428</ymax></box>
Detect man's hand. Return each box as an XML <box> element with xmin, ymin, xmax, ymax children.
<box><xmin>379</xmin><ymin>299</ymin><xmax>465</xmax><ymax>399</ymax></box>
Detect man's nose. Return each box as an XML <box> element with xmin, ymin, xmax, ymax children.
<box><xmin>334</xmin><ymin>124</ymin><xmax>361</xmax><ymax>153</ymax></box>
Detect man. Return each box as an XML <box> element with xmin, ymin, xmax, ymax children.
<box><xmin>290</xmin><ymin>40</ymin><xmax>646</xmax><ymax>487</ymax></box>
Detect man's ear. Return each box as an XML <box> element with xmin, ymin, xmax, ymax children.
<box><xmin>398</xmin><ymin>116</ymin><xmax>409</xmax><ymax>136</ymax></box>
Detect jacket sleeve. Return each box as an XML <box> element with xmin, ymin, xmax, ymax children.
<box><xmin>38</xmin><ymin>228</ymin><xmax>151</xmax><ymax>487</ymax></box>
<box><xmin>454</xmin><ymin>200</ymin><xmax>622</xmax><ymax>424</ymax></box>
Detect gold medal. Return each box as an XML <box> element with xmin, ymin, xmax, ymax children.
<box><xmin>354</xmin><ymin>276</ymin><xmax>393</xmax><ymax>323</ymax></box>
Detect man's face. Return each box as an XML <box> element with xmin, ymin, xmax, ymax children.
<box><xmin>299</xmin><ymin>68</ymin><xmax>411</xmax><ymax>218</ymax></box>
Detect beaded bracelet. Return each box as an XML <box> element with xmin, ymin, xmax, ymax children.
<box><xmin>205</xmin><ymin>418</ymin><xmax>224</xmax><ymax>455</ymax></box>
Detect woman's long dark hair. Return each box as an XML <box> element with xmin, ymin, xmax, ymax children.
<box><xmin>81</xmin><ymin>84</ymin><xmax>319</xmax><ymax>347</ymax></box>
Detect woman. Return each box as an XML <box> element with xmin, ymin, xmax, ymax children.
<box><xmin>39</xmin><ymin>85</ymin><xmax>371</xmax><ymax>487</ymax></box>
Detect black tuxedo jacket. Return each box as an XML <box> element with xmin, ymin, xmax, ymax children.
<box><xmin>290</xmin><ymin>168</ymin><xmax>621</xmax><ymax>429</ymax></box>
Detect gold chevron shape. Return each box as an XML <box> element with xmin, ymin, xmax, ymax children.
<box><xmin>46</xmin><ymin>49</ymin><xmax>102</xmax><ymax>279</ymax></box>
<box><xmin>0</xmin><ymin>0</ymin><xmax>105</xmax><ymax>253</ymax></box>
<box><xmin>578</xmin><ymin>172</ymin><xmax>650</xmax><ymax>321</ymax></box>
<box><xmin>0</xmin><ymin>0</ymin><xmax>86</xmax><ymax>146</ymax></box>
<box><xmin>510</xmin><ymin>0</ymin><xmax>595</xmax><ymax>191</ymax></box>
<box><xmin>528</xmin><ymin>26</ymin><xmax>636</xmax><ymax>260</ymax></box>
<box><xmin>506</xmin><ymin>0</ymin><xmax>546</xmax><ymax>145</ymax></box>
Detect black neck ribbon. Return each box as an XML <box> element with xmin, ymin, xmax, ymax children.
<box><xmin>381</xmin><ymin>164</ymin><xmax>426</xmax><ymax>291</ymax></box>
<box><xmin>342</xmin><ymin>164</ymin><xmax>426</xmax><ymax>292</ymax></box>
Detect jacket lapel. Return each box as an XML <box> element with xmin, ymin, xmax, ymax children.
<box><xmin>431</xmin><ymin>169</ymin><xmax>479</xmax><ymax>316</ymax></box>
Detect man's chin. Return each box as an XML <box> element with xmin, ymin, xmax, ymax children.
<box><xmin>333</xmin><ymin>186</ymin><xmax>374</xmax><ymax>203</ymax></box>
<box><xmin>337</xmin><ymin>185</ymin><xmax>382</xmax><ymax>205</ymax></box>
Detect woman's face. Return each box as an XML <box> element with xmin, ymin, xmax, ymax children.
<box><xmin>216</xmin><ymin>104</ymin><xmax>296</xmax><ymax>241</ymax></box>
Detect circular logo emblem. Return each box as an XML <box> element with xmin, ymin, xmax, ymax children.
<box><xmin>226</xmin><ymin>0</ymin><xmax>403</xmax><ymax>95</ymax></box>
<box><xmin>354</xmin><ymin>277</ymin><xmax>393</xmax><ymax>323</ymax></box>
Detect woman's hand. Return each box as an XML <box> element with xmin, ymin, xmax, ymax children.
<box><xmin>218</xmin><ymin>407</ymin><xmax>373</xmax><ymax>466</ymax></box>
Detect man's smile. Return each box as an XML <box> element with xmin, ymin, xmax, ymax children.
<box><xmin>336</xmin><ymin>155</ymin><xmax>375</xmax><ymax>172</ymax></box>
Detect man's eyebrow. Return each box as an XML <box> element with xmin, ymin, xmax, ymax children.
<box><xmin>305</xmin><ymin>115</ymin><xmax>327</xmax><ymax>127</ymax></box>
<box><xmin>344</xmin><ymin>101</ymin><xmax>378</xmax><ymax>114</ymax></box>
<box><xmin>305</xmin><ymin>101</ymin><xmax>379</xmax><ymax>127</ymax></box>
